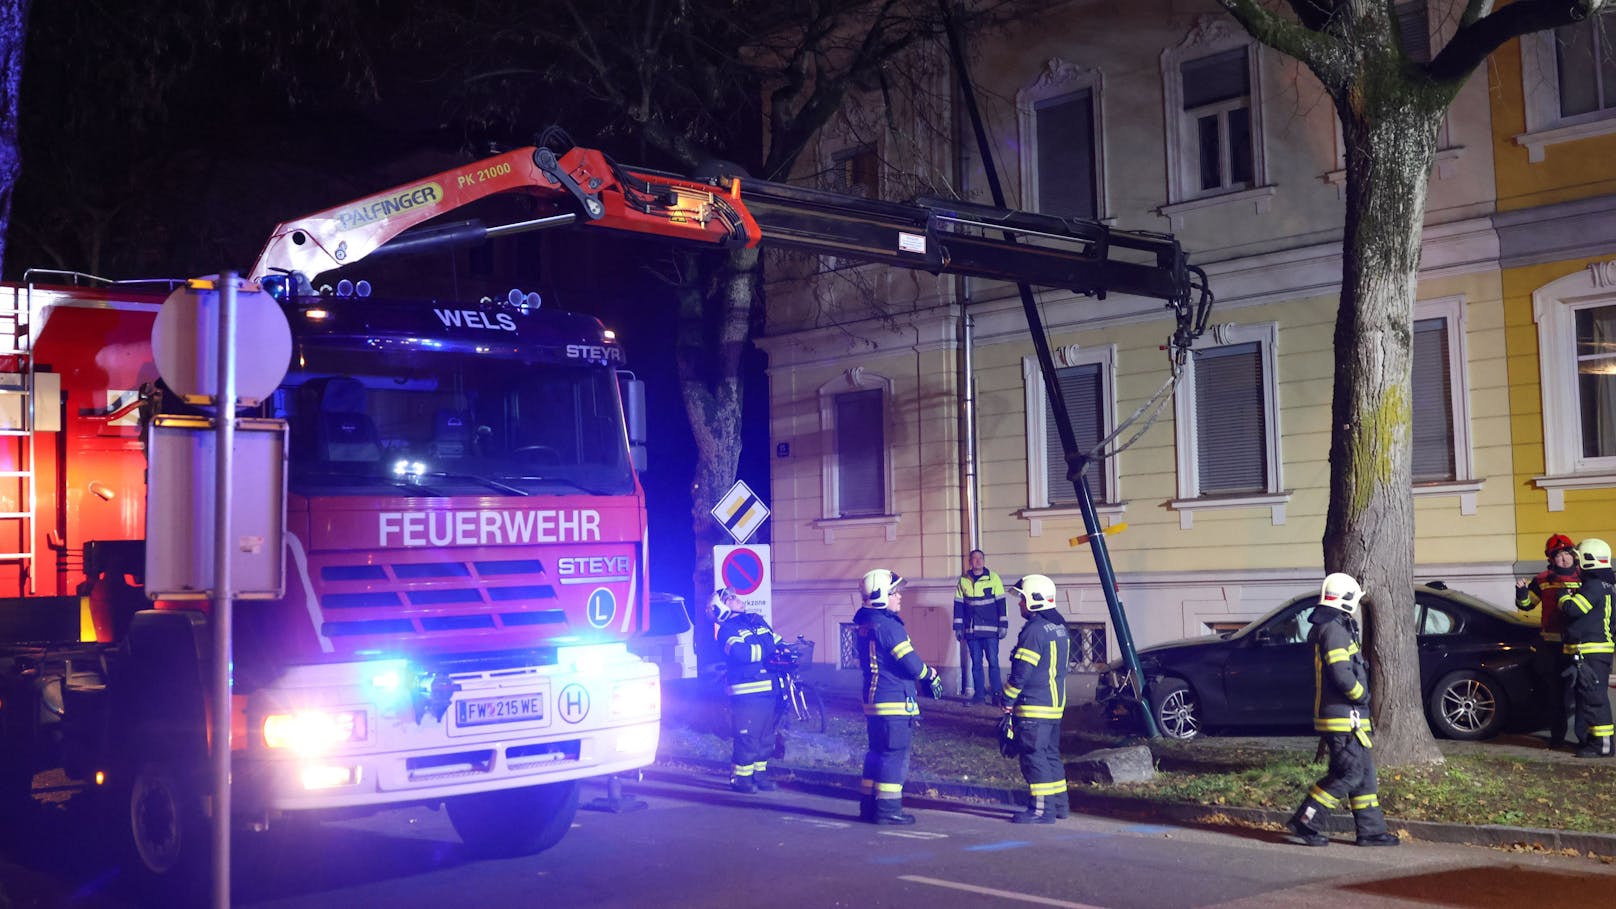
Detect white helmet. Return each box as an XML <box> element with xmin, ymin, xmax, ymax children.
<box><xmin>1010</xmin><ymin>574</ymin><xmax>1058</xmax><ymax>610</ymax></box>
<box><xmin>860</xmin><ymin>569</ymin><xmax>904</xmax><ymax>607</ymax></box>
<box><xmin>1577</xmin><ymin>538</ymin><xmax>1612</xmax><ymax>572</ymax></box>
<box><xmin>1318</xmin><ymin>572</ymin><xmax>1365</xmax><ymax>616</ymax></box>
<box><xmin>708</xmin><ymin>587</ymin><xmax>735</xmax><ymax>623</ymax></box>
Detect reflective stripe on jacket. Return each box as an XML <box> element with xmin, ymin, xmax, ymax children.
<box><xmin>1518</xmin><ymin>568</ymin><xmax>1578</xmax><ymax>640</ymax></box>
<box><xmin>1003</xmin><ymin>611</ymin><xmax>1070</xmax><ymax>719</ymax></box>
<box><xmin>1311</xmin><ymin>611</ymin><xmax>1372</xmax><ymax>736</ymax></box>
<box><xmin>1560</xmin><ymin>578</ymin><xmax>1615</xmax><ymax>656</ymax></box>
<box><xmin>953</xmin><ymin>569</ymin><xmax>1007</xmax><ymax>637</ymax></box>
<box><xmin>719</xmin><ymin>613</ymin><xmax>782</xmax><ymax>696</ymax></box>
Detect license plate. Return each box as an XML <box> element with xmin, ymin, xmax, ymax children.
<box><xmin>454</xmin><ymin>693</ymin><xmax>545</xmax><ymax>727</ymax></box>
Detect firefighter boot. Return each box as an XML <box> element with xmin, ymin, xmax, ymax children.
<box><xmin>858</xmin><ymin>794</ymin><xmax>876</xmax><ymax>823</ymax></box>
<box><xmin>753</xmin><ymin>768</ymin><xmax>779</xmax><ymax>791</ymax></box>
<box><xmin>730</xmin><ymin>774</ymin><xmax>757</xmax><ymax>794</ymax></box>
<box><xmin>1011</xmin><ymin>796</ymin><xmax>1057</xmax><ymax>825</ymax></box>
<box><xmin>872</xmin><ymin>799</ymin><xmax>917</xmax><ymax>826</ymax></box>
<box><xmin>1356</xmin><ymin>833</ymin><xmax>1400</xmax><ymax>846</ymax></box>
<box><xmin>1052</xmin><ymin>791</ymin><xmax>1071</xmax><ymax>820</ymax></box>
<box><xmin>1285</xmin><ymin>804</ymin><xmax>1329</xmax><ymax>847</ymax></box>
<box><xmin>1576</xmin><ymin>735</ymin><xmax>1614</xmax><ymax>758</ymax></box>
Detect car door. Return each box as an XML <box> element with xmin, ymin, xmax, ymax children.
<box><xmin>1220</xmin><ymin>598</ymin><xmax>1317</xmax><ymax>725</ymax></box>
<box><xmin>1413</xmin><ymin>592</ymin><xmax>1461</xmax><ymax>685</ymax></box>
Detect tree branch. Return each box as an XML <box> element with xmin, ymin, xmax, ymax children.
<box><xmin>1431</xmin><ymin>0</ymin><xmax>1609</xmax><ymax>83</ymax></box>
<box><xmin>1215</xmin><ymin>0</ymin><xmax>1351</xmax><ymax>86</ymax></box>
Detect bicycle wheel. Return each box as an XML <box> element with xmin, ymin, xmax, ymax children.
<box><xmin>797</xmin><ymin>683</ymin><xmax>827</xmax><ymax>734</ymax></box>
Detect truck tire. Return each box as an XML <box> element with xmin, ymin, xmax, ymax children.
<box><xmin>115</xmin><ymin>760</ymin><xmax>209</xmax><ymax>906</ymax></box>
<box><xmin>447</xmin><ymin>779</ymin><xmax>580</xmax><ymax>858</ymax></box>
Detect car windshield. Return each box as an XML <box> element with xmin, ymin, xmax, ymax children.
<box><xmin>277</xmin><ymin>344</ymin><xmax>635</xmax><ymax>497</ymax></box>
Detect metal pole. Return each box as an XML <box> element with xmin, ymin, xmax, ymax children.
<box><xmin>959</xmin><ymin>307</ymin><xmax>978</xmax><ymax>694</ymax></box>
<box><xmin>211</xmin><ymin>274</ymin><xmax>237</xmax><ymax>909</ymax></box>
<box><xmin>939</xmin><ymin>0</ymin><xmax>1157</xmax><ymax>736</ymax></box>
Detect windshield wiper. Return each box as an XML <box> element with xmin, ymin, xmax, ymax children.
<box><xmin>416</xmin><ymin>472</ymin><xmax>531</xmax><ymax>496</ymax></box>
<box><xmin>506</xmin><ymin>476</ymin><xmax>614</xmax><ymax>496</ymax></box>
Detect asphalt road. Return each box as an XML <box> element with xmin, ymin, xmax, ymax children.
<box><xmin>5</xmin><ymin>769</ymin><xmax>1616</xmax><ymax>908</ymax></box>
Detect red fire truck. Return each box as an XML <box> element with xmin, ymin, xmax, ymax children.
<box><xmin>0</xmin><ymin>141</ymin><xmax>1210</xmax><ymax>895</ymax></box>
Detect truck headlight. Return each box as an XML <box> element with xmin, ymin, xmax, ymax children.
<box><xmin>262</xmin><ymin>710</ymin><xmax>368</xmax><ymax>755</ymax></box>
<box><xmin>611</xmin><ymin>678</ymin><xmax>660</xmax><ymax>720</ymax></box>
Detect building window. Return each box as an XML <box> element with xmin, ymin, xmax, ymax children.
<box><xmin>839</xmin><ymin>622</ymin><xmax>860</xmax><ymax>669</ymax></box>
<box><xmin>1412</xmin><ymin>319</ymin><xmax>1455</xmax><ymax>481</ymax></box>
<box><xmin>1023</xmin><ymin>347</ymin><xmax>1118</xmax><ymax>510</ymax></box>
<box><xmin>1555</xmin><ymin>13</ymin><xmax>1616</xmax><ymax>120</ymax></box>
<box><xmin>1517</xmin><ymin>13</ymin><xmax>1616</xmax><ymax>162</ymax></box>
<box><xmin>1017</xmin><ymin>58</ymin><xmax>1106</xmax><ymax>222</ymax></box>
<box><xmin>1182</xmin><ymin>48</ymin><xmax>1253</xmax><ymax>194</ymax></box>
<box><xmin>1206</xmin><ymin>621</ymin><xmax>1248</xmax><ymax>640</ymax></box>
<box><xmin>816</xmin><ymin>369</ymin><xmax>894</xmax><ymax>525</ymax></box>
<box><xmin>1171</xmin><ymin>322</ymin><xmax>1285</xmax><ymax>525</ymax></box>
<box><xmin>1394</xmin><ymin>0</ymin><xmax>1431</xmax><ymax>63</ymax></box>
<box><xmin>1067</xmin><ymin>622</ymin><xmax>1108</xmax><ymax>670</ymax></box>
<box><xmin>1160</xmin><ymin>16</ymin><xmax>1270</xmax><ymax>222</ymax></box>
<box><xmin>1530</xmin><ymin>265</ymin><xmax>1616</xmax><ymax>509</ymax></box>
<box><xmin>826</xmin><ymin>145</ymin><xmax>879</xmax><ymax>198</ymax></box>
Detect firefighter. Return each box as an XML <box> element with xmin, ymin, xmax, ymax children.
<box><xmin>1000</xmin><ymin>574</ymin><xmax>1070</xmax><ymax>824</ymax></box>
<box><xmin>716</xmin><ymin>589</ymin><xmax>785</xmax><ymax>791</ymax></box>
<box><xmin>855</xmin><ymin>568</ymin><xmax>944</xmax><ymax>825</ymax></box>
<box><xmin>953</xmin><ymin>549</ymin><xmax>1008</xmax><ymax>704</ymax></box>
<box><xmin>1285</xmin><ymin>572</ymin><xmax>1399</xmax><ymax>848</ymax></box>
<box><xmin>1559</xmin><ymin>539</ymin><xmax>1614</xmax><ymax>759</ymax></box>
<box><xmin>1516</xmin><ymin>533</ymin><xmax>1580</xmax><ymax>748</ymax></box>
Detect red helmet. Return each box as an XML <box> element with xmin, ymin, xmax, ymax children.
<box><xmin>1545</xmin><ymin>534</ymin><xmax>1576</xmax><ymax>557</ymax></box>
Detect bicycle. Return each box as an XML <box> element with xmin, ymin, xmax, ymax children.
<box><xmin>768</xmin><ymin>636</ymin><xmax>827</xmax><ymax>734</ymax></box>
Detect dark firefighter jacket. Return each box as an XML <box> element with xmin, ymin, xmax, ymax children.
<box><xmin>952</xmin><ymin>569</ymin><xmax>1007</xmax><ymax>638</ymax></box>
<box><xmin>1310</xmin><ymin>608</ymin><xmax>1372</xmax><ymax>742</ymax></box>
<box><xmin>719</xmin><ymin>612</ymin><xmax>783</xmax><ymax>696</ymax></box>
<box><xmin>1560</xmin><ymin>575</ymin><xmax>1615</xmax><ymax>657</ymax></box>
<box><xmin>1517</xmin><ymin>567</ymin><xmax>1578</xmax><ymax>640</ymax></box>
<box><xmin>854</xmin><ymin>607</ymin><xmax>938</xmax><ymax>717</ymax></box>
<box><xmin>1003</xmin><ymin>610</ymin><xmax>1071</xmax><ymax>719</ymax></box>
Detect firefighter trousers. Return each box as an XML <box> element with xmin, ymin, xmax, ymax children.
<box><xmin>1294</xmin><ymin>732</ymin><xmax>1387</xmax><ymax>839</ymax></box>
<box><xmin>862</xmin><ymin>715</ymin><xmax>915</xmax><ymax>805</ymax></box>
<box><xmin>730</xmin><ymin>691</ymin><xmax>777</xmax><ymax>778</ymax></box>
<box><xmin>1570</xmin><ymin>653</ymin><xmax>1614</xmax><ymax>743</ymax></box>
<box><xmin>1532</xmin><ymin>645</ymin><xmax>1572</xmax><ymax>745</ymax></box>
<box><xmin>1014</xmin><ymin>715</ymin><xmax>1066</xmax><ymax>815</ymax></box>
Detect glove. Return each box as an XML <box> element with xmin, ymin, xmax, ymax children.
<box><xmin>925</xmin><ymin>670</ymin><xmax>944</xmax><ymax>700</ymax></box>
<box><xmin>998</xmin><ymin>628</ymin><xmax>1007</xmax><ymax>640</ymax></box>
<box><xmin>954</xmin><ymin>630</ymin><xmax>964</xmax><ymax>642</ymax></box>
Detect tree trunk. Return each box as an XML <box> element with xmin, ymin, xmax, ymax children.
<box><xmin>0</xmin><ymin>0</ymin><xmax>31</xmax><ymax>274</ymax></box>
<box><xmin>675</xmin><ymin>246</ymin><xmax>758</xmax><ymax>611</ymax></box>
<box><xmin>1325</xmin><ymin>92</ymin><xmax>1445</xmax><ymax>767</ymax></box>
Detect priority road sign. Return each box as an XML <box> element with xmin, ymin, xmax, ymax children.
<box><xmin>710</xmin><ymin>479</ymin><xmax>769</xmax><ymax>544</ymax></box>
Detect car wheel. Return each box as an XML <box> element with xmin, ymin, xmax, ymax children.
<box><xmin>1427</xmin><ymin>670</ymin><xmax>1507</xmax><ymax>740</ymax></box>
<box><xmin>448</xmin><ymin>779</ymin><xmax>580</xmax><ymax>858</ymax></box>
<box><xmin>1151</xmin><ymin>677</ymin><xmax>1202</xmax><ymax>740</ymax></box>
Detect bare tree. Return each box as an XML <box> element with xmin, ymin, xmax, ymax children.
<box><xmin>1217</xmin><ymin>0</ymin><xmax>1610</xmax><ymax>766</ymax></box>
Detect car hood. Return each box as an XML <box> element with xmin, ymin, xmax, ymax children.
<box><xmin>1137</xmin><ymin>634</ymin><xmax>1228</xmax><ymax>657</ymax></box>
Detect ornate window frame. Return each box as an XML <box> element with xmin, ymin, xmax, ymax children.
<box><xmin>1016</xmin><ymin>57</ymin><xmax>1109</xmax><ymax>222</ymax></box>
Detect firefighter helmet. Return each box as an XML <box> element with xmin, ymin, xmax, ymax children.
<box><xmin>1318</xmin><ymin>572</ymin><xmax>1365</xmax><ymax>617</ymax></box>
<box><xmin>1577</xmin><ymin>539</ymin><xmax>1612</xmax><ymax>573</ymax></box>
<box><xmin>1009</xmin><ymin>574</ymin><xmax>1058</xmax><ymax>610</ymax></box>
<box><xmin>1546</xmin><ymin>533</ymin><xmax>1577</xmax><ymax>558</ymax></box>
<box><xmin>860</xmin><ymin>569</ymin><xmax>904</xmax><ymax>607</ymax></box>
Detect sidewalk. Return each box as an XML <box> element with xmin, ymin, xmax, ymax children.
<box><xmin>659</xmin><ymin>667</ymin><xmax>1616</xmax><ymax>856</ymax></box>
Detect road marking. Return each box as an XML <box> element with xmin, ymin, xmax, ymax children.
<box><xmin>780</xmin><ymin>816</ymin><xmax>851</xmax><ymax>830</ymax></box>
<box><xmin>1121</xmin><ymin>824</ymin><xmax>1177</xmax><ymax>836</ymax></box>
<box><xmin>964</xmin><ymin>840</ymin><xmax>1030</xmax><ymax>852</ymax></box>
<box><xmin>898</xmin><ymin>876</ymin><xmax>1109</xmax><ymax>908</ymax></box>
<box><xmin>880</xmin><ymin>830</ymin><xmax>950</xmax><ymax>840</ymax></box>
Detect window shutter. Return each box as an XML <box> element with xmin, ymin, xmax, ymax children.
<box><xmin>836</xmin><ymin>389</ymin><xmax>885</xmax><ymax>515</ymax></box>
<box><xmin>1411</xmin><ymin>318</ymin><xmax>1456</xmax><ymax>482</ymax></box>
<box><xmin>1036</xmin><ymin>89</ymin><xmax>1097</xmax><ymax>220</ymax></box>
<box><xmin>1194</xmin><ymin>342</ymin><xmax>1266</xmax><ymax>494</ymax></box>
<box><xmin>1181</xmin><ymin>49</ymin><xmax>1249</xmax><ymax>109</ymax></box>
<box><xmin>1044</xmin><ymin>364</ymin><xmax>1105</xmax><ymax>504</ymax></box>
<box><xmin>1394</xmin><ymin>1</ymin><xmax>1431</xmax><ymax>64</ymax></box>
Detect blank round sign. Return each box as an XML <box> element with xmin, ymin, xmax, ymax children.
<box><xmin>152</xmin><ymin>282</ymin><xmax>293</xmax><ymax>405</ymax></box>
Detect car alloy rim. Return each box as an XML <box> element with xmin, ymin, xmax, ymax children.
<box><xmin>1159</xmin><ymin>690</ymin><xmax>1199</xmax><ymax>737</ymax></box>
<box><xmin>1440</xmin><ymin>678</ymin><xmax>1495</xmax><ymax>732</ymax></box>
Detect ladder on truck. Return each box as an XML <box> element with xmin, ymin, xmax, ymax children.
<box><xmin>0</xmin><ymin>283</ymin><xmax>36</xmax><ymax>595</ymax></box>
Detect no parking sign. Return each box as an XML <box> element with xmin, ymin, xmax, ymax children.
<box><xmin>714</xmin><ymin>543</ymin><xmax>772</xmax><ymax>624</ymax></box>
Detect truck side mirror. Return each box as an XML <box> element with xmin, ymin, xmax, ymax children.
<box><xmin>643</xmin><ymin>592</ymin><xmax>692</xmax><ymax>636</ymax></box>
<box><xmin>618</xmin><ymin>371</ymin><xmax>648</xmax><ymax>472</ymax></box>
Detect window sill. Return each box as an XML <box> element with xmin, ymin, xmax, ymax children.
<box><xmin>812</xmin><ymin>514</ymin><xmax>900</xmax><ymax>543</ymax></box>
<box><xmin>1157</xmin><ymin>185</ymin><xmax>1276</xmax><ymax>231</ymax></box>
<box><xmin>1168</xmin><ymin>491</ymin><xmax>1292</xmax><ymax>529</ymax></box>
<box><xmin>1532</xmin><ymin>473</ymin><xmax>1616</xmax><ymax>512</ymax></box>
<box><xmin>1412</xmin><ymin>478</ymin><xmax>1483</xmax><ymax>515</ymax></box>
<box><xmin>1514</xmin><ymin>116</ymin><xmax>1616</xmax><ymax>164</ymax></box>
<box><xmin>1322</xmin><ymin>147</ymin><xmax>1465</xmax><ymax>197</ymax></box>
<box><xmin>1014</xmin><ymin>503</ymin><xmax>1126</xmax><ymax>538</ymax></box>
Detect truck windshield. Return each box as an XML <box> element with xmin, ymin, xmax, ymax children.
<box><xmin>277</xmin><ymin>345</ymin><xmax>634</xmax><ymax>497</ymax></box>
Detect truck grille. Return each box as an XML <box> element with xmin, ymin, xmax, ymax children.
<box><xmin>310</xmin><ymin>552</ymin><xmax>568</xmax><ymax>643</ymax></box>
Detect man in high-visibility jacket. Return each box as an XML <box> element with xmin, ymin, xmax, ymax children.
<box><xmin>1516</xmin><ymin>533</ymin><xmax>1580</xmax><ymax>748</ymax></box>
<box><xmin>855</xmin><ymin>568</ymin><xmax>944</xmax><ymax>825</ymax></box>
<box><xmin>1559</xmin><ymin>539</ymin><xmax>1614</xmax><ymax>759</ymax></box>
<box><xmin>1001</xmin><ymin>574</ymin><xmax>1070</xmax><ymax>824</ymax></box>
<box><xmin>717</xmin><ymin>590</ymin><xmax>784</xmax><ymax>792</ymax></box>
<box><xmin>1285</xmin><ymin>572</ymin><xmax>1399</xmax><ymax>848</ymax></box>
<box><xmin>953</xmin><ymin>549</ymin><xmax>1008</xmax><ymax>705</ymax></box>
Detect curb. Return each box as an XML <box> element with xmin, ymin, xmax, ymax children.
<box><xmin>650</xmin><ymin>755</ymin><xmax>1616</xmax><ymax>858</ymax></box>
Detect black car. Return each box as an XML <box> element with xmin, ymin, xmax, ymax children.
<box><xmin>1098</xmin><ymin>582</ymin><xmax>1548</xmax><ymax>741</ymax></box>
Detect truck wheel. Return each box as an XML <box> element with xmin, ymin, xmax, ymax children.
<box><xmin>447</xmin><ymin>779</ymin><xmax>580</xmax><ymax>858</ymax></box>
<box><xmin>117</xmin><ymin>761</ymin><xmax>208</xmax><ymax>905</ymax></box>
